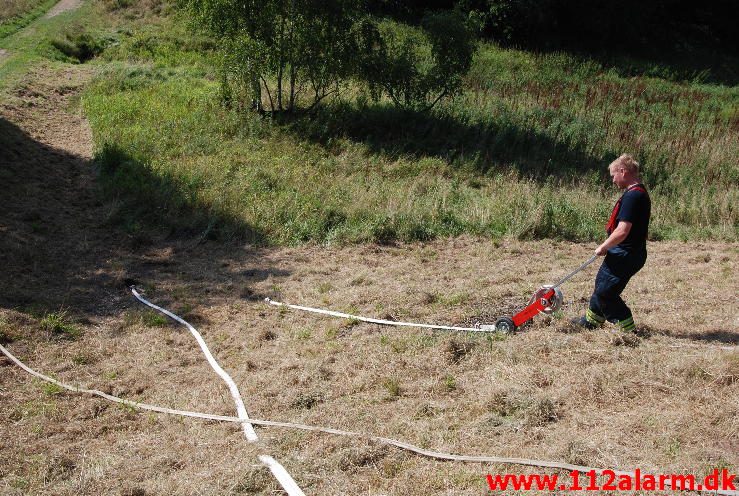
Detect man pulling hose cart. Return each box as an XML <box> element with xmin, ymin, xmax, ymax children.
<box><xmin>572</xmin><ymin>154</ymin><xmax>651</xmax><ymax>334</ymax></box>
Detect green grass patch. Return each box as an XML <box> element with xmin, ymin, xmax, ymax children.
<box><xmin>293</xmin><ymin>327</ymin><xmax>312</xmax><ymax>340</ymax></box>
<box><xmin>43</xmin><ymin>31</ymin><xmax>111</xmax><ymax>63</ymax></box>
<box><xmin>0</xmin><ymin>316</ymin><xmax>24</xmax><ymax>343</ymax></box>
<box><xmin>71</xmin><ymin>353</ymin><xmax>92</xmax><ymax>365</ymax></box>
<box><xmin>39</xmin><ymin>312</ymin><xmax>82</xmax><ymax>340</ymax></box>
<box><xmin>0</xmin><ymin>0</ymin><xmax>97</xmax><ymax>91</ymax></box>
<box><xmin>13</xmin><ymin>400</ymin><xmax>58</xmax><ymax>419</ymax></box>
<box><xmin>76</xmin><ymin>9</ymin><xmax>738</xmax><ymax>245</ymax></box>
<box><xmin>37</xmin><ymin>379</ymin><xmax>63</xmax><ymax>395</ymax></box>
<box><xmin>0</xmin><ymin>0</ymin><xmax>58</xmax><ymax>40</ymax></box>
<box><xmin>124</xmin><ymin>309</ymin><xmax>169</xmax><ymax>327</ymax></box>
<box><xmin>381</xmin><ymin>377</ymin><xmax>402</xmax><ymax>400</ymax></box>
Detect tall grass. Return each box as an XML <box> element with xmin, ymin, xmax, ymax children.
<box><xmin>0</xmin><ymin>0</ymin><xmax>58</xmax><ymax>39</ymax></box>
<box><xmin>465</xmin><ymin>49</ymin><xmax>738</xmax><ymax>189</ymax></box>
<box><xmin>81</xmin><ymin>8</ymin><xmax>738</xmax><ymax>245</ymax></box>
<box><xmin>0</xmin><ymin>0</ymin><xmax>97</xmax><ymax>90</ymax></box>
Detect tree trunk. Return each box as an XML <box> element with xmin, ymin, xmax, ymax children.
<box><xmin>260</xmin><ymin>76</ymin><xmax>274</xmax><ymax>114</ymax></box>
<box><xmin>277</xmin><ymin>14</ymin><xmax>286</xmax><ymax>111</ymax></box>
<box><xmin>288</xmin><ymin>0</ymin><xmax>296</xmax><ymax>111</ymax></box>
<box><xmin>252</xmin><ymin>78</ymin><xmax>263</xmax><ymax>113</ymax></box>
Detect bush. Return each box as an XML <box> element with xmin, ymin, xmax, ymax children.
<box><xmin>188</xmin><ymin>0</ymin><xmax>365</xmax><ymax>112</ymax></box>
<box><xmin>357</xmin><ymin>11</ymin><xmax>477</xmax><ymax>111</ymax></box>
<box><xmin>48</xmin><ymin>32</ymin><xmax>109</xmax><ymax>63</ymax></box>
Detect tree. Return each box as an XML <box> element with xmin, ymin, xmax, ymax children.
<box><xmin>186</xmin><ymin>0</ymin><xmax>477</xmax><ymax>113</ymax></box>
<box><xmin>187</xmin><ymin>0</ymin><xmax>364</xmax><ymax>112</ymax></box>
<box><xmin>357</xmin><ymin>11</ymin><xmax>477</xmax><ymax>111</ymax></box>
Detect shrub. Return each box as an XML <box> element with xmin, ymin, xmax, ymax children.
<box><xmin>357</xmin><ymin>11</ymin><xmax>477</xmax><ymax>111</ymax></box>
<box><xmin>188</xmin><ymin>0</ymin><xmax>365</xmax><ymax>112</ymax></box>
<box><xmin>48</xmin><ymin>32</ymin><xmax>109</xmax><ymax>63</ymax></box>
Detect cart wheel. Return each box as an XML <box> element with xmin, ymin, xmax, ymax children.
<box><xmin>494</xmin><ymin>317</ymin><xmax>516</xmax><ymax>334</ymax></box>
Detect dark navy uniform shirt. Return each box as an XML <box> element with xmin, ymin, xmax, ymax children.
<box><xmin>615</xmin><ymin>184</ymin><xmax>650</xmax><ymax>252</ymax></box>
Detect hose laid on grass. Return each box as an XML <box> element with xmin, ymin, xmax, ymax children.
<box><xmin>265</xmin><ymin>298</ymin><xmax>493</xmax><ymax>332</ymax></box>
<box><xmin>266</xmin><ymin>299</ymin><xmax>736</xmax><ymax>350</ymax></box>
<box><xmin>130</xmin><ymin>288</ymin><xmax>305</xmax><ymax>496</ymax></box>
<box><xmin>667</xmin><ymin>342</ymin><xmax>736</xmax><ymax>351</ymax></box>
<box><xmin>2</xmin><ymin>342</ymin><xmax>736</xmax><ymax>496</ymax></box>
<box><xmin>132</xmin><ymin>288</ymin><xmax>258</xmax><ymax>441</ymax></box>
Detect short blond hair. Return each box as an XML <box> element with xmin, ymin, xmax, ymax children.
<box><xmin>610</xmin><ymin>154</ymin><xmax>639</xmax><ymax>174</ymax></box>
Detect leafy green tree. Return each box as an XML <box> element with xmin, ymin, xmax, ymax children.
<box><xmin>357</xmin><ymin>11</ymin><xmax>477</xmax><ymax>111</ymax></box>
<box><xmin>186</xmin><ymin>1</ymin><xmax>477</xmax><ymax>112</ymax></box>
<box><xmin>186</xmin><ymin>0</ymin><xmax>364</xmax><ymax>112</ymax></box>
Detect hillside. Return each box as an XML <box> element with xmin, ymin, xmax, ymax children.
<box><xmin>0</xmin><ymin>1</ymin><xmax>737</xmax><ymax>495</ymax></box>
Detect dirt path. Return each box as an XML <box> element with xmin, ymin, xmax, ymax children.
<box><xmin>0</xmin><ymin>0</ymin><xmax>84</xmax><ymax>68</ymax></box>
<box><xmin>2</xmin><ymin>59</ymin><xmax>183</xmax><ymax>323</ymax></box>
<box><xmin>45</xmin><ymin>0</ymin><xmax>83</xmax><ymax>18</ymax></box>
<box><xmin>0</xmin><ymin>57</ymin><xmax>737</xmax><ymax>496</ymax></box>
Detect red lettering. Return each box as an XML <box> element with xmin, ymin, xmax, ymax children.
<box><xmin>570</xmin><ymin>469</ymin><xmax>582</xmax><ymax>490</ymax></box>
<box><xmin>642</xmin><ymin>474</ymin><xmax>656</xmax><ymax>490</ymax></box>
<box><xmin>602</xmin><ymin>470</ymin><xmax>617</xmax><ymax>490</ymax></box>
<box><xmin>722</xmin><ymin>469</ymin><xmax>737</xmax><ymax>490</ymax></box>
<box><xmin>671</xmin><ymin>475</ymin><xmax>695</xmax><ymax>490</ymax></box>
<box><xmin>617</xmin><ymin>474</ymin><xmax>632</xmax><ymax>490</ymax></box>
<box><xmin>485</xmin><ymin>475</ymin><xmax>506</xmax><ymax>490</ymax></box>
<box><xmin>705</xmin><ymin>469</ymin><xmax>719</xmax><ymax>490</ymax></box>
<box><xmin>485</xmin><ymin>473</ymin><xmax>558</xmax><ymax>491</ymax></box>
<box><xmin>659</xmin><ymin>474</ymin><xmax>670</xmax><ymax>490</ymax></box>
<box><xmin>585</xmin><ymin>469</ymin><xmax>597</xmax><ymax>490</ymax></box>
<box><xmin>483</xmin><ymin>469</ymin><xmax>731</xmax><ymax>492</ymax></box>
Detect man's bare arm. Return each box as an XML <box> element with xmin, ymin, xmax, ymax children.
<box><xmin>595</xmin><ymin>221</ymin><xmax>632</xmax><ymax>255</ymax></box>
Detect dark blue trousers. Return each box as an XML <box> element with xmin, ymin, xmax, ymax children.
<box><xmin>589</xmin><ymin>246</ymin><xmax>646</xmax><ymax>323</ymax></box>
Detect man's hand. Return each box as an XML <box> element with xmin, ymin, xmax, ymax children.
<box><xmin>595</xmin><ymin>221</ymin><xmax>632</xmax><ymax>256</ymax></box>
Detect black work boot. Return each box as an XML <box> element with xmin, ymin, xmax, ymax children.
<box><xmin>570</xmin><ymin>316</ymin><xmax>597</xmax><ymax>330</ymax></box>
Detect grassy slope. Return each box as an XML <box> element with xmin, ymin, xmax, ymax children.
<box><xmin>0</xmin><ymin>0</ymin><xmax>98</xmax><ymax>91</ymax></box>
<box><xmin>0</xmin><ymin>0</ymin><xmax>59</xmax><ymax>39</ymax></box>
<box><xmin>1</xmin><ymin>0</ymin><xmax>48</xmax><ymax>21</ymax></box>
<box><xmin>0</xmin><ymin>3</ymin><xmax>736</xmax><ymax>495</ymax></box>
<box><xmin>78</xmin><ymin>3</ymin><xmax>739</xmax><ymax>246</ymax></box>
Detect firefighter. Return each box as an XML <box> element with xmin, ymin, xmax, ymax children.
<box><xmin>572</xmin><ymin>154</ymin><xmax>651</xmax><ymax>333</ymax></box>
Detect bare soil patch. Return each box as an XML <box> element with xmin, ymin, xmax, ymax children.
<box><xmin>44</xmin><ymin>0</ymin><xmax>82</xmax><ymax>18</ymax></box>
<box><xmin>0</xmin><ymin>64</ymin><xmax>737</xmax><ymax>495</ymax></box>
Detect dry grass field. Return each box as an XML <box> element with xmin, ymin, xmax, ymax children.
<box><xmin>1</xmin><ymin>32</ymin><xmax>738</xmax><ymax>496</ymax></box>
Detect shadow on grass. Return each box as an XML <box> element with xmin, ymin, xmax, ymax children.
<box><xmin>663</xmin><ymin>329</ymin><xmax>739</xmax><ymax>346</ymax></box>
<box><xmin>0</xmin><ymin>115</ymin><xmax>278</xmax><ymax>317</ymax></box>
<box><xmin>95</xmin><ymin>142</ymin><xmax>266</xmax><ymax>244</ymax></box>
<box><xmin>565</xmin><ymin>49</ymin><xmax>739</xmax><ymax>87</ymax></box>
<box><xmin>283</xmin><ymin>102</ymin><xmax>610</xmax><ymax>184</ymax></box>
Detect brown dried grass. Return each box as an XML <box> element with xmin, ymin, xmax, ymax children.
<box><xmin>1</xmin><ymin>237</ymin><xmax>737</xmax><ymax>495</ymax></box>
<box><xmin>0</xmin><ymin>64</ymin><xmax>737</xmax><ymax>496</ymax></box>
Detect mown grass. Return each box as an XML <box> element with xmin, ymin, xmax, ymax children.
<box><xmin>79</xmin><ymin>3</ymin><xmax>738</xmax><ymax>245</ymax></box>
<box><xmin>0</xmin><ymin>0</ymin><xmax>58</xmax><ymax>39</ymax></box>
<box><xmin>0</xmin><ymin>0</ymin><xmax>97</xmax><ymax>90</ymax></box>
